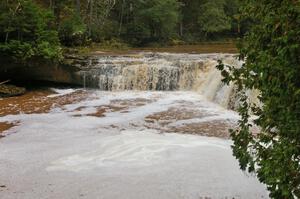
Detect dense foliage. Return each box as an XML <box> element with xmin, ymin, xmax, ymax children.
<box><xmin>0</xmin><ymin>0</ymin><xmax>61</xmax><ymax>62</ymax></box>
<box><xmin>198</xmin><ymin>0</ymin><xmax>230</xmax><ymax>37</ymax></box>
<box><xmin>46</xmin><ymin>0</ymin><xmax>242</xmax><ymax>46</ymax></box>
<box><xmin>0</xmin><ymin>0</ymin><xmax>244</xmax><ymax>63</ymax></box>
<box><xmin>1</xmin><ymin>0</ymin><xmax>243</xmax><ymax>46</ymax></box>
<box><xmin>217</xmin><ymin>0</ymin><xmax>300</xmax><ymax>198</ymax></box>
<box><xmin>113</xmin><ymin>0</ymin><xmax>180</xmax><ymax>45</ymax></box>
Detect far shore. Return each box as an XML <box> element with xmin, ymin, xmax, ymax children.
<box><xmin>69</xmin><ymin>43</ymin><xmax>238</xmax><ymax>56</ymax></box>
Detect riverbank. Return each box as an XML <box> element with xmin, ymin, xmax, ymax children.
<box><xmin>0</xmin><ymin>84</ymin><xmax>26</xmax><ymax>98</ymax></box>
<box><xmin>69</xmin><ymin>42</ymin><xmax>238</xmax><ymax>56</ymax></box>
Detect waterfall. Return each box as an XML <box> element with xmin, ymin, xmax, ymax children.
<box><xmin>83</xmin><ymin>71</ymin><xmax>86</xmax><ymax>89</ymax></box>
<box><xmin>78</xmin><ymin>53</ymin><xmax>245</xmax><ymax>108</ymax></box>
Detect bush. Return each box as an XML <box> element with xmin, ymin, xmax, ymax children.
<box><xmin>59</xmin><ymin>14</ymin><xmax>87</xmax><ymax>46</ymax></box>
<box><xmin>217</xmin><ymin>1</ymin><xmax>300</xmax><ymax>198</ymax></box>
<box><xmin>90</xmin><ymin>20</ymin><xmax>119</xmax><ymax>43</ymax></box>
<box><xmin>99</xmin><ymin>39</ymin><xmax>129</xmax><ymax>50</ymax></box>
<box><xmin>0</xmin><ymin>0</ymin><xmax>62</xmax><ymax>62</ymax></box>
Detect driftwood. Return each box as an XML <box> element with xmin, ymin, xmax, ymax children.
<box><xmin>0</xmin><ymin>80</ymin><xmax>10</xmax><ymax>85</ymax></box>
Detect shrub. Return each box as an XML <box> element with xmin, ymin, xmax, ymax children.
<box><xmin>0</xmin><ymin>0</ymin><xmax>62</xmax><ymax>62</ymax></box>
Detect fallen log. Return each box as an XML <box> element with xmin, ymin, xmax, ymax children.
<box><xmin>0</xmin><ymin>80</ymin><xmax>10</xmax><ymax>85</ymax></box>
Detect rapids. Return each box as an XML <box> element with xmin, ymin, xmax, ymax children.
<box><xmin>0</xmin><ymin>53</ymin><xmax>268</xmax><ymax>199</ymax></box>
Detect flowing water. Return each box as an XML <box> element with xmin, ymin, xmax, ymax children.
<box><xmin>0</xmin><ymin>53</ymin><xmax>268</xmax><ymax>199</ymax></box>
<box><xmin>79</xmin><ymin>53</ymin><xmax>241</xmax><ymax>109</ymax></box>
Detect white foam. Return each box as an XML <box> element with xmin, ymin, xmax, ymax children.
<box><xmin>47</xmin><ymin>88</ymin><xmax>77</xmax><ymax>98</ymax></box>
<box><xmin>0</xmin><ymin>90</ymin><xmax>268</xmax><ymax>199</ymax></box>
<box><xmin>47</xmin><ymin>130</ymin><xmax>230</xmax><ymax>172</ymax></box>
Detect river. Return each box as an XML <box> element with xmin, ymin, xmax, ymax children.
<box><xmin>0</xmin><ymin>50</ymin><xmax>268</xmax><ymax>199</ymax></box>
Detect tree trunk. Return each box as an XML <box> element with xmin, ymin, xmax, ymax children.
<box><xmin>5</xmin><ymin>2</ymin><xmax>21</xmax><ymax>43</ymax></box>
<box><xmin>118</xmin><ymin>0</ymin><xmax>125</xmax><ymax>36</ymax></box>
<box><xmin>75</xmin><ymin>0</ymin><xmax>81</xmax><ymax>15</ymax></box>
<box><xmin>88</xmin><ymin>0</ymin><xmax>93</xmax><ymax>37</ymax></box>
<box><xmin>180</xmin><ymin>22</ymin><xmax>183</xmax><ymax>37</ymax></box>
<box><xmin>5</xmin><ymin>32</ymin><xmax>9</xmax><ymax>43</ymax></box>
<box><xmin>52</xmin><ymin>0</ymin><xmax>61</xmax><ymax>27</ymax></box>
<box><xmin>237</xmin><ymin>21</ymin><xmax>241</xmax><ymax>35</ymax></box>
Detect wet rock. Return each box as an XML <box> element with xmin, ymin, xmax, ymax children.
<box><xmin>0</xmin><ymin>84</ymin><xmax>26</xmax><ymax>97</ymax></box>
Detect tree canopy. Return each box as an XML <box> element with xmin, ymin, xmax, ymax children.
<box><xmin>198</xmin><ymin>0</ymin><xmax>231</xmax><ymax>37</ymax></box>
<box><xmin>0</xmin><ymin>0</ymin><xmax>242</xmax><ymax>47</ymax></box>
<box><xmin>114</xmin><ymin>0</ymin><xmax>180</xmax><ymax>45</ymax></box>
<box><xmin>0</xmin><ymin>0</ymin><xmax>61</xmax><ymax>62</ymax></box>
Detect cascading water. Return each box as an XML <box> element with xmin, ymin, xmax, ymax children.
<box><xmin>78</xmin><ymin>52</ymin><xmax>242</xmax><ymax>109</ymax></box>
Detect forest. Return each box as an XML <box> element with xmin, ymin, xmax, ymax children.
<box><xmin>0</xmin><ymin>0</ymin><xmax>242</xmax><ymax>62</ymax></box>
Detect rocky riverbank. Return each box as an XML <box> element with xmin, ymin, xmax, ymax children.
<box><xmin>0</xmin><ymin>55</ymin><xmax>85</xmax><ymax>89</ymax></box>
<box><xmin>0</xmin><ymin>84</ymin><xmax>26</xmax><ymax>97</ymax></box>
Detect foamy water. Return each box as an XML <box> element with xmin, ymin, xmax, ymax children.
<box><xmin>79</xmin><ymin>53</ymin><xmax>245</xmax><ymax>110</ymax></box>
<box><xmin>0</xmin><ymin>90</ymin><xmax>268</xmax><ymax>199</ymax></box>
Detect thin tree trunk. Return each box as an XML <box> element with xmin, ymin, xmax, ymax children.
<box><xmin>75</xmin><ymin>0</ymin><xmax>81</xmax><ymax>15</ymax></box>
<box><xmin>52</xmin><ymin>0</ymin><xmax>60</xmax><ymax>26</ymax></box>
<box><xmin>5</xmin><ymin>32</ymin><xmax>9</xmax><ymax>43</ymax></box>
<box><xmin>88</xmin><ymin>0</ymin><xmax>93</xmax><ymax>37</ymax></box>
<box><xmin>4</xmin><ymin>0</ymin><xmax>9</xmax><ymax>43</ymax></box>
<box><xmin>118</xmin><ymin>0</ymin><xmax>125</xmax><ymax>36</ymax></box>
<box><xmin>180</xmin><ymin>22</ymin><xmax>183</xmax><ymax>37</ymax></box>
<box><xmin>5</xmin><ymin>3</ymin><xmax>21</xmax><ymax>43</ymax></box>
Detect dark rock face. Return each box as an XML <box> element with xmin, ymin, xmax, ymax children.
<box><xmin>0</xmin><ymin>56</ymin><xmax>83</xmax><ymax>86</ymax></box>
